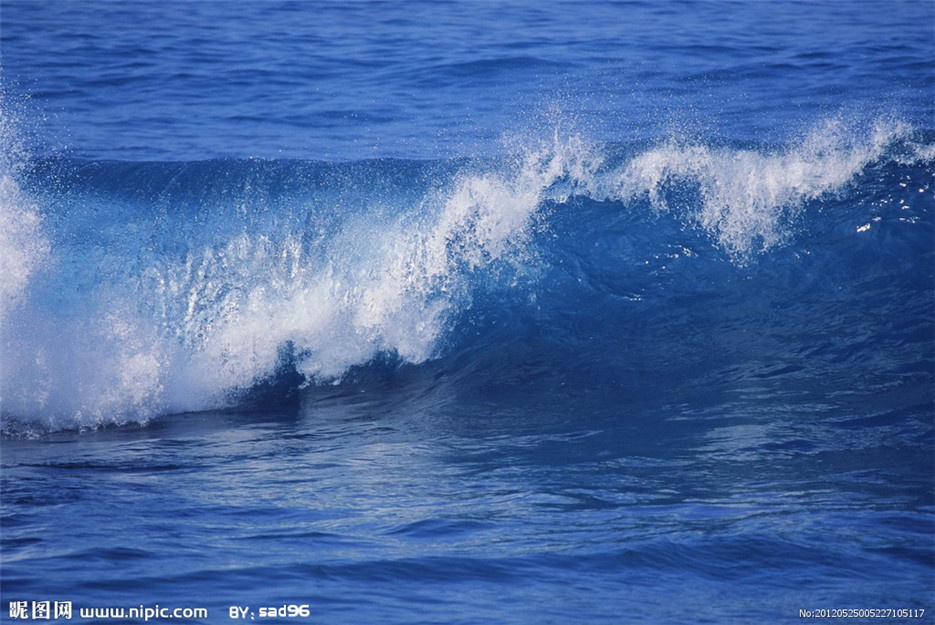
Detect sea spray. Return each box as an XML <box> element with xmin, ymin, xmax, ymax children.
<box><xmin>0</xmin><ymin>98</ymin><xmax>50</xmax><ymax>325</ymax></box>
<box><xmin>597</xmin><ymin>116</ymin><xmax>915</xmax><ymax>259</ymax></box>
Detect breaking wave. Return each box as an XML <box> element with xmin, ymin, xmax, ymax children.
<box><xmin>1</xmin><ymin>114</ymin><xmax>931</xmax><ymax>432</ymax></box>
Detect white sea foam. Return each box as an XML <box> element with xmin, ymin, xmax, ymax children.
<box><xmin>598</xmin><ymin>116</ymin><xmax>913</xmax><ymax>258</ymax></box>
<box><xmin>0</xmin><ymin>105</ymin><xmax>49</xmax><ymax>325</ymax></box>
<box><xmin>0</xmin><ymin>174</ymin><xmax>48</xmax><ymax>322</ymax></box>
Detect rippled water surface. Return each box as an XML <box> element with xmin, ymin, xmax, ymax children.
<box><xmin>1</xmin><ymin>1</ymin><xmax>933</xmax><ymax>622</ymax></box>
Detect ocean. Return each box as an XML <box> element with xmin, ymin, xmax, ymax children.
<box><xmin>1</xmin><ymin>1</ymin><xmax>933</xmax><ymax>623</ymax></box>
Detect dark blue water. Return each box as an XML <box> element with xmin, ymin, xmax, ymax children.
<box><xmin>2</xmin><ymin>1</ymin><xmax>933</xmax><ymax>623</ymax></box>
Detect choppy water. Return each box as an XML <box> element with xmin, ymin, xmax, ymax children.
<box><xmin>2</xmin><ymin>1</ymin><xmax>933</xmax><ymax>623</ymax></box>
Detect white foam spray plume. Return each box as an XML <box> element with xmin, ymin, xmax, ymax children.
<box><xmin>600</xmin><ymin>116</ymin><xmax>913</xmax><ymax>259</ymax></box>
<box><xmin>0</xmin><ymin>101</ymin><xmax>50</xmax><ymax>325</ymax></box>
<box><xmin>0</xmin><ymin>99</ymin><xmax>55</xmax><ymax>431</ymax></box>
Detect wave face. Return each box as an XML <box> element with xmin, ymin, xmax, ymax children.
<box><xmin>0</xmin><ymin>117</ymin><xmax>932</xmax><ymax>433</ymax></box>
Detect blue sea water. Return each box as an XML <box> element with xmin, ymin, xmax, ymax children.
<box><xmin>1</xmin><ymin>1</ymin><xmax>933</xmax><ymax>623</ymax></box>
